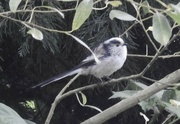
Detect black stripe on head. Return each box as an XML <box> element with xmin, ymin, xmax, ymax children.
<box><xmin>103</xmin><ymin>43</ymin><xmax>111</xmax><ymax>56</ymax></box>
<box><xmin>110</xmin><ymin>40</ymin><xmax>121</xmax><ymax>45</ymax></box>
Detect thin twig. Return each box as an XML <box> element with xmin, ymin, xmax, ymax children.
<box><xmin>0</xmin><ymin>14</ymin><xmax>68</xmax><ymax>33</ymax></box>
<box><xmin>139</xmin><ymin>31</ymin><xmax>180</xmax><ymax>76</ymax></box>
<box><xmin>128</xmin><ymin>54</ymin><xmax>180</xmax><ymax>59</ymax></box>
<box><xmin>127</xmin><ymin>0</ymin><xmax>165</xmax><ymax>12</ymax></box>
<box><xmin>45</xmin><ymin>73</ymin><xmax>80</xmax><ymax>124</ymax></box>
<box><xmin>0</xmin><ymin>7</ymin><xmax>76</xmax><ymax>15</ymax></box>
<box><xmin>128</xmin><ymin>0</ymin><xmax>158</xmax><ymax>51</ymax></box>
<box><xmin>138</xmin><ymin>12</ymin><xmax>158</xmax><ymax>51</ymax></box>
<box><xmin>141</xmin><ymin>76</ymin><xmax>157</xmax><ymax>82</ymax></box>
<box><xmin>61</xmin><ymin>74</ymin><xmax>140</xmax><ymax>99</ymax></box>
<box><xmin>162</xmin><ymin>113</ymin><xmax>175</xmax><ymax>124</ymax></box>
<box><xmin>169</xmin><ymin>117</ymin><xmax>180</xmax><ymax>124</ymax></box>
<box><xmin>120</xmin><ymin>22</ymin><xmax>139</xmax><ymax>37</ymax></box>
<box><xmin>75</xmin><ymin>93</ymin><xmax>103</xmax><ymax>113</ymax></box>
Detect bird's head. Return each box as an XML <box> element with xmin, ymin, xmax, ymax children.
<box><xmin>103</xmin><ymin>37</ymin><xmax>127</xmax><ymax>57</ymax></box>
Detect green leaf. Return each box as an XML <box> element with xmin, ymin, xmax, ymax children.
<box><xmin>152</xmin><ymin>12</ymin><xmax>172</xmax><ymax>46</ymax></box>
<box><xmin>9</xmin><ymin>0</ymin><xmax>22</xmax><ymax>12</ymax></box>
<box><xmin>72</xmin><ymin>0</ymin><xmax>93</xmax><ymax>31</ymax></box>
<box><xmin>132</xmin><ymin>81</ymin><xmax>148</xmax><ymax>90</ymax></box>
<box><xmin>155</xmin><ymin>90</ymin><xmax>165</xmax><ymax>100</ymax></box>
<box><xmin>107</xmin><ymin>1</ymin><xmax>122</xmax><ymax>7</ymax></box>
<box><xmin>139</xmin><ymin>96</ymin><xmax>162</xmax><ymax>112</ymax></box>
<box><xmin>109</xmin><ymin>10</ymin><xmax>137</xmax><ymax>21</ymax></box>
<box><xmin>27</xmin><ymin>28</ymin><xmax>43</xmax><ymax>41</ymax></box>
<box><xmin>139</xmin><ymin>100</ymin><xmax>155</xmax><ymax>112</ymax></box>
<box><xmin>0</xmin><ymin>103</ymin><xmax>28</xmax><ymax>124</ymax></box>
<box><xmin>163</xmin><ymin>102</ymin><xmax>180</xmax><ymax>118</ymax></box>
<box><xmin>79</xmin><ymin>92</ymin><xmax>87</xmax><ymax>105</ymax></box>
<box><xmin>175</xmin><ymin>90</ymin><xmax>180</xmax><ymax>101</ymax></box>
<box><xmin>142</xmin><ymin>1</ymin><xmax>150</xmax><ymax>15</ymax></box>
<box><xmin>26</xmin><ymin>101</ymin><xmax>35</xmax><ymax>109</ymax></box>
<box><xmin>24</xmin><ymin>119</ymin><xmax>36</xmax><ymax>124</ymax></box>
<box><xmin>170</xmin><ymin>99</ymin><xmax>180</xmax><ymax>107</ymax></box>
<box><xmin>162</xmin><ymin>90</ymin><xmax>176</xmax><ymax>102</ymax></box>
<box><xmin>109</xmin><ymin>90</ymin><xmax>138</xmax><ymax>99</ymax></box>
<box><xmin>128</xmin><ymin>80</ymin><xmax>148</xmax><ymax>90</ymax></box>
<box><xmin>57</xmin><ymin>0</ymin><xmax>77</xmax><ymax>2</ymax></box>
<box><xmin>166</xmin><ymin>2</ymin><xmax>180</xmax><ymax>25</ymax></box>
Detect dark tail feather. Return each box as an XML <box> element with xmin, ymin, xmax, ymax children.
<box><xmin>31</xmin><ymin>68</ymin><xmax>82</xmax><ymax>89</ymax></box>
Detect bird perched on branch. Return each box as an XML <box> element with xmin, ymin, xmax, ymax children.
<box><xmin>31</xmin><ymin>37</ymin><xmax>127</xmax><ymax>88</ymax></box>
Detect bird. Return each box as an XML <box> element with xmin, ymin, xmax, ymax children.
<box><xmin>31</xmin><ymin>37</ymin><xmax>127</xmax><ymax>88</ymax></box>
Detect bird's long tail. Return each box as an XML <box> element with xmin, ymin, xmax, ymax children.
<box><xmin>31</xmin><ymin>68</ymin><xmax>82</xmax><ymax>89</ymax></box>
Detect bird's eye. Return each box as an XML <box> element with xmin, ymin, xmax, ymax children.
<box><xmin>116</xmin><ymin>44</ymin><xmax>120</xmax><ymax>47</ymax></box>
<box><xmin>111</xmin><ymin>40</ymin><xmax>121</xmax><ymax>47</ymax></box>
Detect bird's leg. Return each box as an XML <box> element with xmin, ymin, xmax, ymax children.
<box><xmin>101</xmin><ymin>76</ymin><xmax>111</xmax><ymax>82</ymax></box>
<box><xmin>97</xmin><ymin>77</ymin><xmax>111</xmax><ymax>83</ymax></box>
<box><xmin>99</xmin><ymin>78</ymin><xmax>104</xmax><ymax>82</ymax></box>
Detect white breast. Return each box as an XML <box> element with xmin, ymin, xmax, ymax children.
<box><xmin>82</xmin><ymin>55</ymin><xmax>126</xmax><ymax>78</ymax></box>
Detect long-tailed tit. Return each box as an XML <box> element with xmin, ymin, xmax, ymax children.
<box><xmin>31</xmin><ymin>37</ymin><xmax>127</xmax><ymax>88</ymax></box>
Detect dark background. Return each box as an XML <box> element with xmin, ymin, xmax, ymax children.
<box><xmin>0</xmin><ymin>0</ymin><xmax>180</xmax><ymax>124</ymax></box>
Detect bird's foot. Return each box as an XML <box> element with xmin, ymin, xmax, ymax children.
<box><xmin>100</xmin><ymin>76</ymin><xmax>112</xmax><ymax>82</ymax></box>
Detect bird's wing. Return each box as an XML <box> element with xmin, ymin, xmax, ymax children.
<box><xmin>82</xmin><ymin>43</ymin><xmax>109</xmax><ymax>63</ymax></box>
<box><xmin>93</xmin><ymin>43</ymin><xmax>108</xmax><ymax>56</ymax></box>
<box><xmin>75</xmin><ymin>43</ymin><xmax>109</xmax><ymax>68</ymax></box>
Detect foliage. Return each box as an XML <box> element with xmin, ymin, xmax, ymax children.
<box><xmin>0</xmin><ymin>103</ymin><xmax>35</xmax><ymax>124</ymax></box>
<box><xmin>0</xmin><ymin>0</ymin><xmax>180</xmax><ymax>124</ymax></box>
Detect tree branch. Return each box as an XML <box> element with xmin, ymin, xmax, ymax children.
<box><xmin>128</xmin><ymin>54</ymin><xmax>180</xmax><ymax>59</ymax></box>
<box><xmin>45</xmin><ymin>73</ymin><xmax>80</xmax><ymax>124</ymax></box>
<box><xmin>81</xmin><ymin>68</ymin><xmax>180</xmax><ymax>124</ymax></box>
